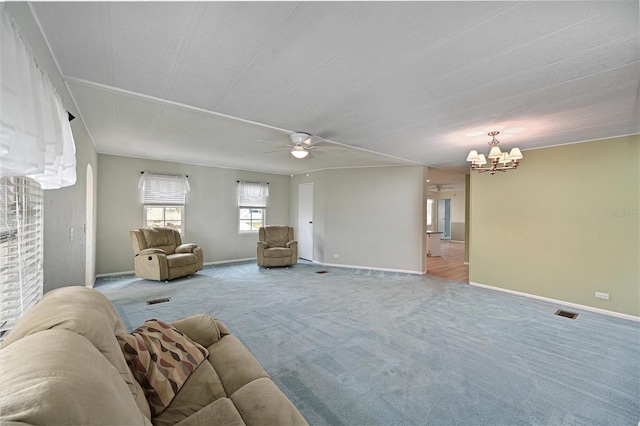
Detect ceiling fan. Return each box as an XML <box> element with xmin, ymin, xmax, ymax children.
<box><xmin>428</xmin><ymin>184</ymin><xmax>455</xmax><ymax>192</ymax></box>
<box><xmin>261</xmin><ymin>132</ymin><xmax>345</xmax><ymax>159</ymax></box>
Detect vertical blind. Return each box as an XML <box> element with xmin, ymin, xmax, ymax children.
<box><xmin>237</xmin><ymin>181</ymin><xmax>269</xmax><ymax>207</ymax></box>
<box><xmin>138</xmin><ymin>173</ymin><xmax>190</xmax><ymax>205</ymax></box>
<box><xmin>0</xmin><ymin>177</ymin><xmax>43</xmax><ymax>340</ymax></box>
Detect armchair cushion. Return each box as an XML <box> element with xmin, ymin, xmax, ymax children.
<box><xmin>142</xmin><ymin>227</ymin><xmax>181</xmax><ymax>254</ymax></box>
<box><xmin>265</xmin><ymin>226</ymin><xmax>291</xmax><ymax>248</ymax></box>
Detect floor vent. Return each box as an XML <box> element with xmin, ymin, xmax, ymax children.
<box><xmin>147</xmin><ymin>297</ymin><xmax>171</xmax><ymax>305</ymax></box>
<box><xmin>555</xmin><ymin>309</ymin><xmax>578</xmax><ymax>319</ymax></box>
<box><xmin>316</xmin><ymin>270</ymin><xmax>329</xmax><ymax>274</ymax></box>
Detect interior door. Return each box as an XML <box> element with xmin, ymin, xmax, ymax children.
<box><xmin>437</xmin><ymin>198</ymin><xmax>451</xmax><ymax>239</ymax></box>
<box><xmin>298</xmin><ymin>183</ymin><xmax>314</xmax><ymax>261</ymax></box>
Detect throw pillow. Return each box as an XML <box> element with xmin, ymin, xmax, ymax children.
<box><xmin>116</xmin><ymin>319</ymin><xmax>209</xmax><ymax>416</ymax></box>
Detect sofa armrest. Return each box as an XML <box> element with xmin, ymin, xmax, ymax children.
<box><xmin>257</xmin><ymin>241</ymin><xmax>268</xmax><ymax>249</ymax></box>
<box><xmin>170</xmin><ymin>314</ymin><xmax>221</xmax><ymax>347</ymax></box>
<box><xmin>175</xmin><ymin>243</ymin><xmax>198</xmax><ymax>254</ymax></box>
<box><xmin>286</xmin><ymin>240</ymin><xmax>297</xmax><ymax>248</ymax></box>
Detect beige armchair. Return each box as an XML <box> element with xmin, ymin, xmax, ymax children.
<box><xmin>257</xmin><ymin>226</ymin><xmax>298</xmax><ymax>267</ymax></box>
<box><xmin>130</xmin><ymin>227</ymin><xmax>203</xmax><ymax>281</ymax></box>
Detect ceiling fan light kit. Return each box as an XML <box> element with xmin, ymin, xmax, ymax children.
<box><xmin>467</xmin><ymin>131</ymin><xmax>523</xmax><ymax>175</ymax></box>
<box><xmin>290</xmin><ymin>144</ymin><xmax>310</xmax><ymax>159</ymax></box>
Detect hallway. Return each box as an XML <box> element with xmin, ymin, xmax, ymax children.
<box><xmin>427</xmin><ymin>240</ymin><xmax>469</xmax><ymax>283</ymax></box>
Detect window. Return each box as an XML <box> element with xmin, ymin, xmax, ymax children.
<box><xmin>427</xmin><ymin>198</ymin><xmax>434</xmax><ymax>227</ymax></box>
<box><xmin>143</xmin><ymin>206</ymin><xmax>183</xmax><ymax>233</ymax></box>
<box><xmin>1</xmin><ymin>177</ymin><xmax>44</xmax><ymax>341</ymax></box>
<box><xmin>139</xmin><ymin>173</ymin><xmax>189</xmax><ymax>234</ymax></box>
<box><xmin>238</xmin><ymin>181</ymin><xmax>268</xmax><ymax>233</ymax></box>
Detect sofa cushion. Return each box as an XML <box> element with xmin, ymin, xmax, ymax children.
<box><xmin>167</xmin><ymin>253</ymin><xmax>198</xmax><ymax>268</ymax></box>
<box><xmin>230</xmin><ymin>377</ymin><xmax>309</xmax><ymax>426</ymax></box>
<box><xmin>265</xmin><ymin>226</ymin><xmax>290</xmax><ymax>248</ymax></box>
<box><xmin>117</xmin><ymin>319</ymin><xmax>209</xmax><ymax>416</ymax></box>
<box><xmin>263</xmin><ymin>247</ymin><xmax>292</xmax><ymax>258</ymax></box>
<box><xmin>0</xmin><ymin>329</ymin><xmax>152</xmax><ymax>426</ymax></box>
<box><xmin>153</xmin><ymin>361</ymin><xmax>228</xmax><ymax>426</ymax></box>
<box><xmin>0</xmin><ymin>286</ymin><xmax>151</xmax><ymax>420</ymax></box>
<box><xmin>207</xmin><ymin>335</ymin><xmax>270</xmax><ymax>396</ymax></box>
<box><xmin>142</xmin><ymin>227</ymin><xmax>178</xmax><ymax>254</ymax></box>
<box><xmin>174</xmin><ymin>397</ymin><xmax>246</xmax><ymax>426</ymax></box>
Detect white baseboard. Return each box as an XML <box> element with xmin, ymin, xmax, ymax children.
<box><xmin>319</xmin><ymin>261</ymin><xmax>424</xmax><ymax>275</ymax></box>
<box><xmin>204</xmin><ymin>257</ymin><xmax>256</xmax><ymax>266</ymax></box>
<box><xmin>96</xmin><ymin>270</ymin><xmax>135</xmax><ymax>278</ymax></box>
<box><xmin>469</xmin><ymin>281</ymin><xmax>640</xmax><ymax>322</ymax></box>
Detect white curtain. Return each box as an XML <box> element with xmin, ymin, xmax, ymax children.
<box><xmin>238</xmin><ymin>181</ymin><xmax>269</xmax><ymax>207</ymax></box>
<box><xmin>138</xmin><ymin>173</ymin><xmax>190</xmax><ymax>205</ymax></box>
<box><xmin>0</xmin><ymin>9</ymin><xmax>76</xmax><ymax>189</ymax></box>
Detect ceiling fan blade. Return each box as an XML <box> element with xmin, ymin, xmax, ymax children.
<box><xmin>312</xmin><ymin>145</ymin><xmax>347</xmax><ymax>152</ymax></box>
<box><xmin>258</xmin><ymin>139</ymin><xmax>291</xmax><ymax>147</ymax></box>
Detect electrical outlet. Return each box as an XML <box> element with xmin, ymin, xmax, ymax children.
<box><xmin>595</xmin><ymin>292</ymin><xmax>609</xmax><ymax>300</ymax></box>
<box><xmin>333</xmin><ymin>254</ymin><xmax>340</xmax><ymax>259</ymax></box>
<box><xmin>69</xmin><ymin>227</ymin><xmax>74</xmax><ymax>242</ymax></box>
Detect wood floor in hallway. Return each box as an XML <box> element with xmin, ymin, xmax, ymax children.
<box><xmin>427</xmin><ymin>240</ymin><xmax>469</xmax><ymax>283</ymax></box>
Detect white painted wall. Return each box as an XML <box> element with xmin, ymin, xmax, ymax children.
<box><xmin>2</xmin><ymin>3</ymin><xmax>99</xmax><ymax>292</ymax></box>
<box><xmin>291</xmin><ymin>166</ymin><xmax>426</xmax><ymax>273</ymax></box>
<box><xmin>96</xmin><ymin>155</ymin><xmax>290</xmax><ymax>275</ymax></box>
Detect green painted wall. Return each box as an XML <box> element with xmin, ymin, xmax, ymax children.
<box><xmin>470</xmin><ymin>135</ymin><xmax>639</xmax><ymax>317</ymax></box>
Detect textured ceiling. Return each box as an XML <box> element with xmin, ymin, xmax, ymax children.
<box><xmin>30</xmin><ymin>1</ymin><xmax>640</xmax><ymax>182</ymax></box>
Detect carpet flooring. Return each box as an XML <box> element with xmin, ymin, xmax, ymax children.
<box><xmin>95</xmin><ymin>261</ymin><xmax>640</xmax><ymax>426</ymax></box>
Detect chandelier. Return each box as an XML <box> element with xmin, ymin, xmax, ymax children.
<box><xmin>466</xmin><ymin>131</ymin><xmax>523</xmax><ymax>174</ymax></box>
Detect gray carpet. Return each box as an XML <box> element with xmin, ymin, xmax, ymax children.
<box><xmin>95</xmin><ymin>262</ymin><xmax>640</xmax><ymax>426</ymax></box>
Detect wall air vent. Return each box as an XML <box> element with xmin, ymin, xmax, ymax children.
<box><xmin>146</xmin><ymin>297</ymin><xmax>171</xmax><ymax>305</ymax></box>
<box><xmin>555</xmin><ymin>309</ymin><xmax>578</xmax><ymax>319</ymax></box>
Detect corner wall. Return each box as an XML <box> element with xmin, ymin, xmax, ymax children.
<box><xmin>469</xmin><ymin>135</ymin><xmax>639</xmax><ymax>317</ymax></box>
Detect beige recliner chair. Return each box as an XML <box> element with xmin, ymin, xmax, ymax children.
<box><xmin>130</xmin><ymin>227</ymin><xmax>203</xmax><ymax>281</ymax></box>
<box><xmin>257</xmin><ymin>226</ymin><xmax>298</xmax><ymax>267</ymax></box>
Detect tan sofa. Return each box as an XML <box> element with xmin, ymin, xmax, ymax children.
<box><xmin>130</xmin><ymin>227</ymin><xmax>204</xmax><ymax>281</ymax></box>
<box><xmin>0</xmin><ymin>286</ymin><xmax>308</xmax><ymax>426</ymax></box>
<box><xmin>257</xmin><ymin>226</ymin><xmax>298</xmax><ymax>267</ymax></box>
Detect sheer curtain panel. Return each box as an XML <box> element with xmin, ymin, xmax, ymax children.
<box><xmin>0</xmin><ymin>9</ymin><xmax>76</xmax><ymax>189</ymax></box>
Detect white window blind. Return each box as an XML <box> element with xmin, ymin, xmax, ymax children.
<box><xmin>0</xmin><ymin>177</ymin><xmax>43</xmax><ymax>341</ymax></box>
<box><xmin>237</xmin><ymin>181</ymin><xmax>269</xmax><ymax>207</ymax></box>
<box><xmin>138</xmin><ymin>173</ymin><xmax>190</xmax><ymax>205</ymax></box>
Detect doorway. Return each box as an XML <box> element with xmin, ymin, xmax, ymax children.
<box><xmin>298</xmin><ymin>183</ymin><xmax>314</xmax><ymax>261</ymax></box>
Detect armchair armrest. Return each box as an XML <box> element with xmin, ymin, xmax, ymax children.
<box><xmin>286</xmin><ymin>240</ymin><xmax>298</xmax><ymax>248</ymax></box>
<box><xmin>257</xmin><ymin>241</ymin><xmax>268</xmax><ymax>248</ymax></box>
<box><xmin>137</xmin><ymin>248</ymin><xmax>165</xmax><ymax>256</ymax></box>
<box><xmin>176</xmin><ymin>243</ymin><xmax>198</xmax><ymax>253</ymax></box>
